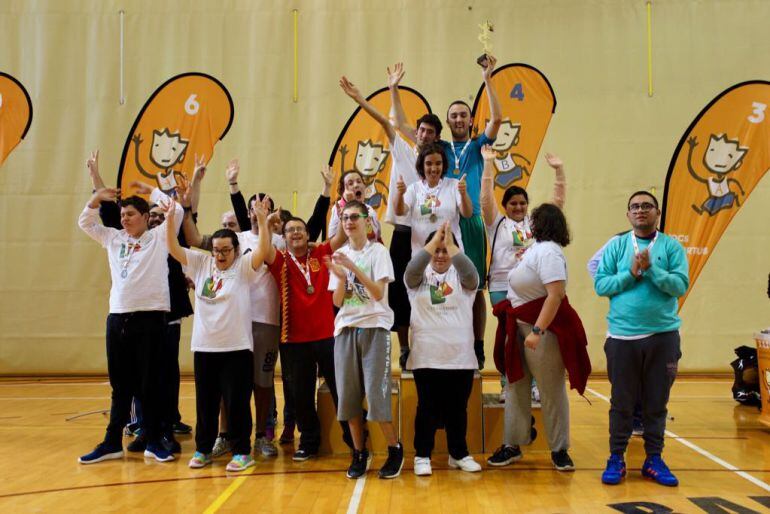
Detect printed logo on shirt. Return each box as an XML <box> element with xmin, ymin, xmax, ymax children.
<box><xmin>201</xmin><ymin>277</ymin><xmax>223</xmax><ymax>299</ymax></box>
<box><xmin>343</xmin><ymin>260</ymin><xmax>371</xmax><ymax>307</ymax></box>
<box><xmin>429</xmin><ymin>281</ymin><xmax>454</xmax><ymax>305</ymax></box>
<box><xmin>119</xmin><ymin>242</ymin><xmax>143</xmax><ymax>258</ymax></box>
<box><xmin>308</xmin><ymin>258</ymin><xmax>321</xmax><ymax>273</ymax></box>
<box><xmin>419</xmin><ymin>194</ymin><xmax>441</xmax><ymax>216</ymax></box>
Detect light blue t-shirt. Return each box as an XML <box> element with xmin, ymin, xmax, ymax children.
<box><xmin>441</xmin><ymin>133</ymin><xmax>494</xmax><ymax>216</ymax></box>
<box><xmin>594</xmin><ymin>231</ymin><xmax>689</xmax><ymax>336</ymax></box>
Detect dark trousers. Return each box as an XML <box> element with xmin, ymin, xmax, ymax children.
<box><xmin>279</xmin><ymin>349</ymin><xmax>296</xmax><ymax>427</ymax></box>
<box><xmin>194</xmin><ymin>350</ymin><xmax>254</xmax><ymax>455</ymax></box>
<box><xmin>605</xmin><ymin>331</ymin><xmax>681</xmax><ymax>455</ymax></box>
<box><xmin>413</xmin><ymin>368</ymin><xmax>474</xmax><ymax>459</ymax></box>
<box><xmin>280</xmin><ymin>338</ymin><xmax>351</xmax><ymax>452</ymax></box>
<box><xmin>104</xmin><ymin>311</ymin><xmax>165</xmax><ymax>446</ymax></box>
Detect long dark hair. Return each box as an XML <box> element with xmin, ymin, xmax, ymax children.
<box><xmin>531</xmin><ymin>203</ymin><xmax>570</xmax><ymax>246</ymax></box>
<box><xmin>415</xmin><ymin>142</ymin><xmax>448</xmax><ymax>179</ymax></box>
<box><xmin>502</xmin><ymin>186</ymin><xmax>528</xmax><ymax>208</ymax></box>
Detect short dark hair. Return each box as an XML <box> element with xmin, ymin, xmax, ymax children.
<box><xmin>211</xmin><ymin>228</ymin><xmax>239</xmax><ymax>250</ymax></box>
<box><xmin>342</xmin><ymin>199</ymin><xmax>368</xmax><ymax>216</ymax></box>
<box><xmin>424</xmin><ymin>230</ymin><xmax>458</xmax><ymax>246</ymax></box>
<box><xmin>248</xmin><ymin>193</ymin><xmax>275</xmax><ymax>212</ymax></box>
<box><xmin>502</xmin><ymin>186</ymin><xmax>529</xmax><ymax>208</ymax></box>
<box><xmin>337</xmin><ymin>170</ymin><xmax>364</xmax><ymax>197</ymax></box>
<box><xmin>281</xmin><ymin>217</ymin><xmax>308</xmax><ymax>235</ymax></box>
<box><xmin>531</xmin><ymin>203</ymin><xmax>570</xmax><ymax>246</ymax></box>
<box><xmin>120</xmin><ymin>195</ymin><xmax>150</xmax><ymax>215</ymax></box>
<box><xmin>627</xmin><ymin>190</ymin><xmax>659</xmax><ymax>210</ymax></box>
<box><xmin>446</xmin><ymin>100</ymin><xmax>472</xmax><ymax>120</ymax></box>
<box><xmin>279</xmin><ymin>209</ymin><xmax>293</xmax><ymax>223</ymax></box>
<box><xmin>415</xmin><ymin>143</ymin><xmax>448</xmax><ymax>179</ymax></box>
<box><xmin>416</xmin><ymin>114</ymin><xmax>442</xmax><ymax>138</ymax></box>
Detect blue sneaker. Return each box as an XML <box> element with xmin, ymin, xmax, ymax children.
<box><xmin>79</xmin><ymin>442</ymin><xmax>124</xmax><ymax>464</ymax></box>
<box><xmin>642</xmin><ymin>455</ymin><xmax>678</xmax><ymax>486</ymax></box>
<box><xmin>601</xmin><ymin>454</ymin><xmax>626</xmax><ymax>485</ymax></box>
<box><xmin>144</xmin><ymin>443</ymin><xmax>175</xmax><ymax>462</ymax></box>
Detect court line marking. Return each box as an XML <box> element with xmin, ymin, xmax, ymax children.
<box><xmin>585</xmin><ymin>387</ymin><xmax>770</xmax><ymax>492</ymax></box>
<box><xmin>202</xmin><ymin>465</ymin><xmax>257</xmax><ymax>514</ymax></box>
<box><xmin>347</xmin><ymin>474</ymin><xmax>366</xmax><ymax>514</ymax></box>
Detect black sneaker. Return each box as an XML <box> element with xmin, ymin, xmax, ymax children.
<box><xmin>378</xmin><ymin>443</ymin><xmax>404</xmax><ymax>479</ymax></box>
<box><xmin>347</xmin><ymin>449</ymin><xmax>371</xmax><ymax>479</ymax></box>
<box><xmin>173</xmin><ymin>421</ymin><xmax>193</xmax><ymax>434</ymax></box>
<box><xmin>487</xmin><ymin>445</ymin><xmax>522</xmax><ymax>467</ymax></box>
<box><xmin>474</xmin><ymin>341</ymin><xmax>485</xmax><ymax>370</ymax></box>
<box><xmin>551</xmin><ymin>449</ymin><xmax>575</xmax><ymax>471</ymax></box>
<box><xmin>127</xmin><ymin>435</ymin><xmax>147</xmax><ymax>453</ymax></box>
<box><xmin>399</xmin><ymin>348</ymin><xmax>410</xmax><ymax>370</ymax></box>
<box><xmin>162</xmin><ymin>434</ymin><xmax>182</xmax><ymax>454</ymax></box>
<box><xmin>292</xmin><ymin>448</ymin><xmax>318</xmax><ymax>462</ymax></box>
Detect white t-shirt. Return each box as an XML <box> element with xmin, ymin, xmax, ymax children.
<box><xmin>406</xmin><ymin>265</ymin><xmax>477</xmax><ymax>370</ymax></box>
<box><xmin>486</xmin><ymin>213</ymin><xmax>533</xmax><ymax>292</ymax></box>
<box><xmin>237</xmin><ymin>231</ymin><xmax>282</xmax><ymax>326</ymax></box>
<box><xmin>403</xmin><ymin>178</ymin><xmax>464</xmax><ymax>256</ymax></box>
<box><xmin>184</xmin><ymin>249</ymin><xmax>257</xmax><ymax>353</ymax></box>
<box><xmin>77</xmin><ymin>188</ymin><xmax>183</xmax><ymax>313</ymax></box>
<box><xmin>384</xmin><ymin>134</ymin><xmax>419</xmax><ymax>226</ymax></box>
<box><xmin>328</xmin><ymin>241</ymin><xmax>395</xmax><ymax>336</ymax></box>
<box><xmin>328</xmin><ymin>202</ymin><xmax>381</xmax><ymax>241</ymax></box>
<box><xmin>507</xmin><ymin>241</ymin><xmax>567</xmax><ymax>308</ymax></box>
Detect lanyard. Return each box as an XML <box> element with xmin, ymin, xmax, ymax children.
<box><xmin>449</xmin><ymin>139</ymin><xmax>472</xmax><ymax>172</ymax></box>
<box><xmin>508</xmin><ymin>216</ymin><xmax>532</xmax><ymax>246</ymax></box>
<box><xmin>631</xmin><ymin>231</ymin><xmax>658</xmax><ymax>256</ymax></box>
<box><xmin>120</xmin><ymin>234</ymin><xmax>145</xmax><ymax>279</ymax></box>
<box><xmin>288</xmin><ymin>250</ymin><xmax>315</xmax><ymax>294</ymax></box>
<box><xmin>418</xmin><ymin>179</ymin><xmax>444</xmax><ymax>218</ymax></box>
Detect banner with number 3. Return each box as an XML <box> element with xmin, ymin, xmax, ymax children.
<box><xmin>470</xmin><ymin>63</ymin><xmax>556</xmax><ymax>206</ymax></box>
<box><xmin>661</xmin><ymin>80</ymin><xmax>770</xmax><ymax>307</ymax></box>
<box><xmin>117</xmin><ymin>72</ymin><xmax>234</xmax><ymax>197</ymax></box>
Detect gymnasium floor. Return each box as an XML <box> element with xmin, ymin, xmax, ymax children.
<box><xmin>1</xmin><ymin>377</ymin><xmax>768</xmax><ymax>513</ymax></box>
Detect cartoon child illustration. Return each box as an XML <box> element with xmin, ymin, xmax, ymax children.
<box><xmin>338</xmin><ymin>140</ymin><xmax>390</xmax><ymax>208</ymax></box>
<box><xmin>489</xmin><ymin>120</ymin><xmax>531</xmax><ymax>188</ymax></box>
<box><xmin>686</xmin><ymin>134</ymin><xmax>748</xmax><ymax>216</ymax></box>
<box><xmin>132</xmin><ymin>128</ymin><xmax>189</xmax><ymax>193</ymax></box>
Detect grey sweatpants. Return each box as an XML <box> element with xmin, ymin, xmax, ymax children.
<box><xmin>504</xmin><ymin>322</ymin><xmax>570</xmax><ymax>451</ymax></box>
<box><xmin>605</xmin><ymin>331</ymin><xmax>681</xmax><ymax>455</ymax></box>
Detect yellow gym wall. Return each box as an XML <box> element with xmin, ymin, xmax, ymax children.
<box><xmin>1</xmin><ymin>0</ymin><xmax>768</xmax><ymax>375</ymax></box>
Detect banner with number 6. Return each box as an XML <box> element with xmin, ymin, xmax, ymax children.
<box><xmin>661</xmin><ymin>80</ymin><xmax>770</xmax><ymax>307</ymax></box>
<box><xmin>470</xmin><ymin>63</ymin><xmax>556</xmax><ymax>207</ymax></box>
<box><xmin>117</xmin><ymin>72</ymin><xmax>234</xmax><ymax>197</ymax></box>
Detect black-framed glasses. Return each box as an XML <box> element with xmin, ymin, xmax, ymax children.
<box><xmin>628</xmin><ymin>202</ymin><xmax>656</xmax><ymax>213</ymax></box>
<box><xmin>341</xmin><ymin>213</ymin><xmax>368</xmax><ymax>222</ymax></box>
<box><xmin>212</xmin><ymin>247</ymin><xmax>234</xmax><ymax>256</ymax></box>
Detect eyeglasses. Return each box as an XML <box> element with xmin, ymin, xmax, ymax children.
<box><xmin>284</xmin><ymin>226</ymin><xmax>306</xmax><ymax>234</ymax></box>
<box><xmin>212</xmin><ymin>247</ymin><xmax>234</xmax><ymax>256</ymax></box>
<box><xmin>628</xmin><ymin>202</ymin><xmax>656</xmax><ymax>213</ymax></box>
<box><xmin>341</xmin><ymin>213</ymin><xmax>368</xmax><ymax>222</ymax></box>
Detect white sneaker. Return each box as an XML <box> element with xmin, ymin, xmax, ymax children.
<box><xmin>448</xmin><ymin>455</ymin><xmax>481</xmax><ymax>473</ymax></box>
<box><xmin>212</xmin><ymin>436</ymin><xmax>231</xmax><ymax>457</ymax></box>
<box><xmin>255</xmin><ymin>436</ymin><xmax>278</xmax><ymax>457</ymax></box>
<box><xmin>414</xmin><ymin>456</ymin><xmax>432</xmax><ymax>476</ymax></box>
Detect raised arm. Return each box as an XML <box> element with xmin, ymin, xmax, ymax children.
<box><xmin>393</xmin><ymin>175</ymin><xmax>408</xmax><ymax>216</ymax></box>
<box><xmin>458</xmin><ymin>174</ymin><xmax>473</xmax><ymax>218</ymax></box>
<box><xmin>224</xmin><ymin>159</ymin><xmax>251</xmax><ymax>231</ymax></box>
<box><xmin>387</xmin><ymin>63</ymin><xmax>417</xmax><ymax>144</ymax></box>
<box><xmin>482</xmin><ymin>55</ymin><xmax>502</xmax><ymax>139</ymax></box>
<box><xmin>307</xmin><ymin>165</ymin><xmax>333</xmax><ymax>241</ymax></box>
<box><xmin>188</xmin><ymin>154</ymin><xmax>207</xmax><ymax>214</ymax></box>
<box><xmin>86</xmin><ymin>151</ymin><xmax>121</xmax><ymax>229</ymax></box>
<box><xmin>340</xmin><ymin>76</ymin><xmax>396</xmax><ymax>143</ymax></box>
<box><xmin>480</xmin><ymin>145</ymin><xmax>498</xmax><ymax>225</ymax></box>
<box><xmin>544</xmin><ymin>153</ymin><xmax>566</xmax><ymax>210</ymax></box>
<box><xmin>443</xmin><ymin>225</ymin><xmax>478</xmax><ymax>290</ymax></box>
<box><xmin>251</xmin><ymin>198</ymin><xmax>276</xmax><ymax>268</ymax></box>
<box><xmin>79</xmin><ymin>188</ymin><xmax>120</xmax><ymax>244</ymax></box>
<box><xmin>163</xmin><ymin>199</ymin><xmax>187</xmax><ymax>266</ymax></box>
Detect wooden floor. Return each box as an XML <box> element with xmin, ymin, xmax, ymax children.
<box><xmin>1</xmin><ymin>377</ymin><xmax>769</xmax><ymax>513</ymax></box>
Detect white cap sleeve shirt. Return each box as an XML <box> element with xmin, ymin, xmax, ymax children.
<box><xmin>406</xmin><ymin>265</ymin><xmax>477</xmax><ymax>370</ymax></box>
<box><xmin>403</xmin><ymin>178</ymin><xmax>464</xmax><ymax>257</ymax></box>
<box><xmin>384</xmin><ymin>134</ymin><xmax>419</xmax><ymax>226</ymax></box>
<box><xmin>184</xmin><ymin>249</ymin><xmax>258</xmax><ymax>353</ymax></box>
<box><xmin>486</xmin><ymin>213</ymin><xmax>533</xmax><ymax>293</ymax></box>
<box><xmin>506</xmin><ymin>241</ymin><xmax>567</xmax><ymax>308</ymax></box>
<box><xmin>328</xmin><ymin>242</ymin><xmax>395</xmax><ymax>336</ymax></box>
<box><xmin>237</xmin><ymin>231</ymin><xmax>280</xmax><ymax>326</ymax></box>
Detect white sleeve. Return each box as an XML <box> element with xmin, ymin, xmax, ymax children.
<box><xmin>403</xmin><ymin>184</ymin><xmax>416</xmax><ymax>216</ymax></box>
<box><xmin>372</xmin><ymin>244</ymin><xmax>395</xmax><ymax>283</ymax></box>
<box><xmin>328</xmin><ymin>203</ymin><xmax>340</xmax><ymax>238</ymax></box>
<box><xmin>328</xmin><ymin>267</ymin><xmax>341</xmax><ymax>292</ymax></box>
<box><xmin>183</xmin><ymin>248</ymin><xmax>207</xmax><ymax>281</ymax></box>
<box><xmin>391</xmin><ymin>135</ymin><xmax>419</xmax><ymax>184</ymax></box>
<box><xmin>150</xmin><ymin>188</ymin><xmax>184</xmax><ymax>235</ymax></box>
<box><xmin>538</xmin><ymin>245</ymin><xmax>568</xmax><ymax>284</ymax></box>
<box><xmin>78</xmin><ymin>205</ymin><xmax>116</xmax><ymax>248</ymax></box>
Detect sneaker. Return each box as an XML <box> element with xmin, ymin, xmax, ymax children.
<box><xmin>226</xmin><ymin>454</ymin><xmax>256</xmax><ymax>472</ymax></box>
<box><xmin>144</xmin><ymin>443</ymin><xmax>175</xmax><ymax>462</ymax></box>
<box><xmin>474</xmin><ymin>341</ymin><xmax>485</xmax><ymax>370</ymax></box>
<box><xmin>124</xmin><ymin>423</ymin><xmax>142</xmax><ymax>437</ymax></box>
<box><xmin>212</xmin><ymin>436</ymin><xmax>231</xmax><ymax>457</ymax></box>
<box><xmin>551</xmin><ymin>449</ymin><xmax>575</xmax><ymax>471</ymax></box>
<box><xmin>265</xmin><ymin>426</ymin><xmax>276</xmax><ymax>442</ymax></box>
<box><xmin>632</xmin><ymin>418</ymin><xmax>644</xmax><ymax>436</ymax></box>
<box><xmin>173</xmin><ymin>421</ymin><xmax>193</xmax><ymax>434</ymax></box>
<box><xmin>162</xmin><ymin>434</ymin><xmax>181</xmax><ymax>454</ymax></box>
<box><xmin>127</xmin><ymin>435</ymin><xmax>147</xmax><ymax>453</ymax></box>
<box><xmin>347</xmin><ymin>449</ymin><xmax>371</xmax><ymax>479</ymax></box>
<box><xmin>448</xmin><ymin>455</ymin><xmax>482</xmax><ymax>473</ymax></box>
<box><xmin>642</xmin><ymin>455</ymin><xmax>678</xmax><ymax>486</ymax></box>
<box><xmin>487</xmin><ymin>445</ymin><xmax>522</xmax><ymax>466</ymax></box>
<box><xmin>188</xmin><ymin>451</ymin><xmax>213</xmax><ymax>469</ymax></box>
<box><xmin>378</xmin><ymin>443</ymin><xmax>404</xmax><ymax>479</ymax></box>
<box><xmin>601</xmin><ymin>454</ymin><xmax>626</xmax><ymax>485</ymax></box>
<box><xmin>255</xmin><ymin>436</ymin><xmax>278</xmax><ymax>457</ymax></box>
<box><xmin>292</xmin><ymin>448</ymin><xmax>318</xmax><ymax>462</ymax></box>
<box><xmin>531</xmin><ymin>382</ymin><xmax>541</xmax><ymax>407</ymax></box>
<box><xmin>413</xmin><ymin>456</ymin><xmax>432</xmax><ymax>476</ymax></box>
<box><xmin>399</xmin><ymin>347</ymin><xmax>410</xmax><ymax>370</ymax></box>
<box><xmin>279</xmin><ymin>424</ymin><xmax>295</xmax><ymax>444</ymax></box>
<box><xmin>78</xmin><ymin>442</ymin><xmax>124</xmax><ymax>464</ymax></box>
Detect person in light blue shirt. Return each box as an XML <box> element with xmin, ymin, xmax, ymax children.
<box><xmin>594</xmin><ymin>191</ymin><xmax>688</xmax><ymax>487</ymax></box>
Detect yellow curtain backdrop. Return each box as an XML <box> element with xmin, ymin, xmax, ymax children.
<box><xmin>1</xmin><ymin>0</ymin><xmax>769</xmax><ymax>374</ymax></box>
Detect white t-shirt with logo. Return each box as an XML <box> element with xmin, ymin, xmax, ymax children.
<box><xmin>237</xmin><ymin>231</ymin><xmax>281</xmax><ymax>326</ymax></box>
<box><xmin>403</xmin><ymin>178</ymin><xmax>464</xmax><ymax>256</ymax></box>
<box><xmin>406</xmin><ymin>265</ymin><xmax>476</xmax><ymax>370</ymax></box>
<box><xmin>384</xmin><ymin>134</ymin><xmax>419</xmax><ymax>226</ymax></box>
<box><xmin>77</xmin><ymin>188</ymin><xmax>183</xmax><ymax>314</ymax></box>
<box><xmin>486</xmin><ymin>213</ymin><xmax>533</xmax><ymax>293</ymax></box>
<box><xmin>507</xmin><ymin>241</ymin><xmax>567</xmax><ymax>308</ymax></box>
<box><xmin>184</xmin><ymin>250</ymin><xmax>257</xmax><ymax>353</ymax></box>
<box><xmin>328</xmin><ymin>241</ymin><xmax>395</xmax><ymax>336</ymax></box>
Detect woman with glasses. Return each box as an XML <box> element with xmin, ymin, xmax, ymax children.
<box><xmin>392</xmin><ymin>142</ymin><xmax>473</xmax><ymax>257</ymax></box>
<box><xmin>164</xmin><ymin>200</ymin><xmax>267</xmax><ymax>473</ymax></box>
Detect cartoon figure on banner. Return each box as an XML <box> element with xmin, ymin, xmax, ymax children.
<box><xmin>686</xmin><ymin>134</ymin><xmax>748</xmax><ymax>216</ymax></box>
<box><xmin>338</xmin><ymin>140</ymin><xmax>390</xmax><ymax>208</ymax></box>
<box><xmin>488</xmin><ymin>119</ymin><xmax>531</xmax><ymax>188</ymax></box>
<box><xmin>132</xmin><ymin>129</ymin><xmax>189</xmax><ymax>193</ymax></box>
